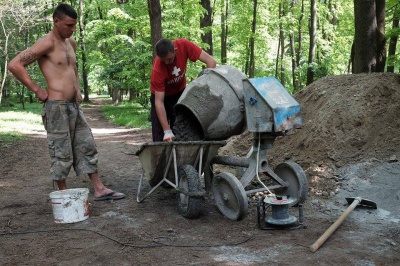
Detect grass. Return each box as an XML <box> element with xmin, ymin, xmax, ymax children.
<box><xmin>0</xmin><ymin>101</ymin><xmax>45</xmax><ymax>144</ymax></box>
<box><xmin>0</xmin><ymin>96</ymin><xmax>150</xmax><ymax>144</ymax></box>
<box><xmin>100</xmin><ymin>101</ymin><xmax>151</xmax><ymax>129</ymax></box>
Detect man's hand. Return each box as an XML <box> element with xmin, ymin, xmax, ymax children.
<box><xmin>163</xmin><ymin>130</ymin><xmax>175</xmax><ymax>142</ymax></box>
<box><xmin>76</xmin><ymin>93</ymin><xmax>83</xmax><ymax>103</ymax></box>
<box><xmin>36</xmin><ymin>89</ymin><xmax>48</xmax><ymax>103</ymax></box>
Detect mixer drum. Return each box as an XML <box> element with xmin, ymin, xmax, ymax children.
<box><xmin>174</xmin><ymin>65</ymin><xmax>247</xmax><ymax>140</ymax></box>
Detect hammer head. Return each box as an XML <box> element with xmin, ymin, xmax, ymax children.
<box><xmin>346</xmin><ymin>197</ymin><xmax>377</xmax><ymax>209</ymax></box>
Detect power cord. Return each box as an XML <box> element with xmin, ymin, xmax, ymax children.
<box><xmin>0</xmin><ymin>223</ymin><xmax>257</xmax><ymax>249</ymax></box>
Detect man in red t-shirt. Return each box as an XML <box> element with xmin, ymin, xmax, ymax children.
<box><xmin>150</xmin><ymin>38</ymin><xmax>216</xmax><ymax>142</ymax></box>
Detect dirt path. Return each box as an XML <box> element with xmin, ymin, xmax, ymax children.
<box><xmin>0</xmin><ymin>98</ymin><xmax>398</xmax><ymax>265</ymax></box>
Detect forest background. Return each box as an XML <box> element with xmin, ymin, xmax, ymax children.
<box><xmin>0</xmin><ymin>0</ymin><xmax>400</xmax><ymax>109</ymax></box>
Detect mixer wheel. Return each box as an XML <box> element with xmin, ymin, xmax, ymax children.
<box><xmin>273</xmin><ymin>162</ymin><xmax>309</xmax><ymax>206</ymax></box>
<box><xmin>212</xmin><ymin>172</ymin><xmax>248</xmax><ymax>220</ymax></box>
<box><xmin>177</xmin><ymin>165</ymin><xmax>203</xmax><ymax>219</ymax></box>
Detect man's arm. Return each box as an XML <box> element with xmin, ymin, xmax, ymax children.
<box><xmin>8</xmin><ymin>37</ymin><xmax>52</xmax><ymax>102</ymax></box>
<box><xmin>154</xmin><ymin>91</ymin><xmax>171</xmax><ymax>131</ymax></box>
<box><xmin>70</xmin><ymin>38</ymin><xmax>82</xmax><ymax>102</ymax></box>
<box><xmin>198</xmin><ymin>50</ymin><xmax>216</xmax><ymax>68</ymax></box>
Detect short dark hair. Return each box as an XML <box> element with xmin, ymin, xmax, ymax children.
<box><xmin>53</xmin><ymin>3</ymin><xmax>77</xmax><ymax>20</ymax></box>
<box><xmin>155</xmin><ymin>38</ymin><xmax>175</xmax><ymax>58</ymax></box>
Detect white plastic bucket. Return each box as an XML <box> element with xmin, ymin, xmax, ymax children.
<box><xmin>49</xmin><ymin>188</ymin><xmax>89</xmax><ymax>224</ymax></box>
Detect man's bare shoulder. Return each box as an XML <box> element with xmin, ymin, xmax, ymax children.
<box><xmin>67</xmin><ymin>37</ymin><xmax>77</xmax><ymax>50</ymax></box>
<box><xmin>14</xmin><ymin>35</ymin><xmax>54</xmax><ymax>66</ymax></box>
<box><xmin>28</xmin><ymin>33</ymin><xmax>56</xmax><ymax>57</ymax></box>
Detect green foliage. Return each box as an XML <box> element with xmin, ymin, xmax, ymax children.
<box><xmin>2</xmin><ymin>0</ymin><xmax>400</xmax><ymax>112</ymax></box>
<box><xmin>0</xmin><ymin>101</ymin><xmax>44</xmax><ymax>142</ymax></box>
<box><xmin>84</xmin><ymin>1</ymin><xmax>152</xmax><ymax>104</ymax></box>
<box><xmin>100</xmin><ymin>102</ymin><xmax>150</xmax><ymax>129</ymax></box>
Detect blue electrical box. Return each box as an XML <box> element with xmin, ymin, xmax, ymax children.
<box><xmin>242</xmin><ymin>77</ymin><xmax>302</xmax><ymax>133</ymax></box>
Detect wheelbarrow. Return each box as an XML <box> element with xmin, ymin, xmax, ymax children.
<box><xmin>135</xmin><ymin>140</ymin><xmax>226</xmax><ymax>219</ymax></box>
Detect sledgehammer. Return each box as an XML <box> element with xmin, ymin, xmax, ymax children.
<box><xmin>309</xmin><ymin>197</ymin><xmax>377</xmax><ymax>252</ymax></box>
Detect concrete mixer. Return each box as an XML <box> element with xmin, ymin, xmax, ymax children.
<box><xmin>136</xmin><ymin>65</ymin><xmax>308</xmax><ymax>224</ymax></box>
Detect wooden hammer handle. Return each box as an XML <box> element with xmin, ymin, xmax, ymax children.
<box><xmin>310</xmin><ymin>197</ymin><xmax>361</xmax><ymax>252</ymax></box>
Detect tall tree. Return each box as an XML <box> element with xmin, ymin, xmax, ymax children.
<box><xmin>78</xmin><ymin>0</ymin><xmax>90</xmax><ymax>102</ymax></box>
<box><xmin>352</xmin><ymin>0</ymin><xmax>386</xmax><ymax>73</ymax></box>
<box><xmin>221</xmin><ymin>0</ymin><xmax>228</xmax><ymax>65</ymax></box>
<box><xmin>275</xmin><ymin>3</ymin><xmax>283</xmax><ymax>82</ymax></box>
<box><xmin>147</xmin><ymin>0</ymin><xmax>162</xmax><ymax>60</ymax></box>
<box><xmin>295</xmin><ymin>0</ymin><xmax>305</xmax><ymax>90</ymax></box>
<box><xmin>279</xmin><ymin>3</ymin><xmax>286</xmax><ymax>85</ymax></box>
<box><xmin>387</xmin><ymin>7</ymin><xmax>399</xmax><ymax>73</ymax></box>
<box><xmin>248</xmin><ymin>0</ymin><xmax>257</xmax><ymax>77</ymax></box>
<box><xmin>0</xmin><ymin>11</ymin><xmax>10</xmax><ymax>105</ymax></box>
<box><xmin>0</xmin><ymin>3</ymin><xmax>44</xmax><ymax>106</ymax></box>
<box><xmin>289</xmin><ymin>33</ymin><xmax>297</xmax><ymax>89</ymax></box>
<box><xmin>307</xmin><ymin>0</ymin><xmax>317</xmax><ymax>85</ymax></box>
<box><xmin>200</xmin><ymin>0</ymin><xmax>213</xmax><ymax>55</ymax></box>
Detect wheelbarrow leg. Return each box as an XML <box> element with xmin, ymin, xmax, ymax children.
<box><xmin>136</xmin><ymin>145</ymin><xmax>179</xmax><ymax>203</ymax></box>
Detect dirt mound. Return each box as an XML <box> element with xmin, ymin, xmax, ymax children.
<box><xmin>222</xmin><ymin>73</ymin><xmax>400</xmax><ymax>170</ymax></box>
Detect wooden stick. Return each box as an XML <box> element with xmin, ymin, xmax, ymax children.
<box><xmin>309</xmin><ymin>197</ymin><xmax>361</xmax><ymax>252</ymax></box>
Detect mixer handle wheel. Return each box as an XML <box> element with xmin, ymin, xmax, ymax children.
<box><xmin>273</xmin><ymin>162</ymin><xmax>309</xmax><ymax>206</ymax></box>
<box><xmin>212</xmin><ymin>172</ymin><xmax>248</xmax><ymax>220</ymax></box>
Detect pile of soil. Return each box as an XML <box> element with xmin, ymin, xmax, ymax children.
<box><xmin>221</xmin><ymin>73</ymin><xmax>400</xmax><ymax>197</ymax></box>
<box><xmin>223</xmin><ymin>73</ymin><xmax>400</xmax><ymax>167</ymax></box>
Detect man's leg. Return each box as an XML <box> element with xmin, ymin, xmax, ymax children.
<box><xmin>56</xmin><ymin>179</ymin><xmax>67</xmax><ymax>190</ymax></box>
<box><xmin>43</xmin><ymin>101</ymin><xmax>74</xmax><ymax>188</ymax></box>
<box><xmin>150</xmin><ymin>94</ymin><xmax>164</xmax><ymax>141</ymax></box>
<box><xmin>89</xmin><ymin>172</ymin><xmax>125</xmax><ymax>200</ymax></box>
<box><xmin>72</xmin><ymin>104</ymin><xmax>125</xmax><ymax>201</ymax></box>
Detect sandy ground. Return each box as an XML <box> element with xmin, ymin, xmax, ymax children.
<box><xmin>0</xmin><ymin>73</ymin><xmax>399</xmax><ymax>265</ymax></box>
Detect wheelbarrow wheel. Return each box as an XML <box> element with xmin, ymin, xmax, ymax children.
<box><xmin>177</xmin><ymin>165</ymin><xmax>203</xmax><ymax>219</ymax></box>
<box><xmin>212</xmin><ymin>172</ymin><xmax>248</xmax><ymax>221</ymax></box>
<box><xmin>273</xmin><ymin>162</ymin><xmax>309</xmax><ymax>206</ymax></box>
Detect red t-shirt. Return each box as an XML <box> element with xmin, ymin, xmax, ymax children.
<box><xmin>150</xmin><ymin>38</ymin><xmax>202</xmax><ymax>96</ymax></box>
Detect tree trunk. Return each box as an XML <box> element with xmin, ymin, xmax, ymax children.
<box><xmin>147</xmin><ymin>0</ymin><xmax>162</xmax><ymax>60</ymax></box>
<box><xmin>113</xmin><ymin>87</ymin><xmax>120</xmax><ymax>104</ymax></box>
<box><xmin>78</xmin><ymin>0</ymin><xmax>90</xmax><ymax>102</ymax></box>
<box><xmin>289</xmin><ymin>0</ymin><xmax>298</xmax><ymax>91</ymax></box>
<box><xmin>0</xmin><ymin>22</ymin><xmax>9</xmax><ymax>106</ymax></box>
<box><xmin>375</xmin><ymin>0</ymin><xmax>386</xmax><ymax>72</ymax></box>
<box><xmin>296</xmin><ymin>0</ymin><xmax>304</xmax><ymax>88</ymax></box>
<box><xmin>353</xmin><ymin>0</ymin><xmax>386</xmax><ymax>73</ymax></box>
<box><xmin>280</xmin><ymin>27</ymin><xmax>285</xmax><ymax>86</ymax></box>
<box><xmin>249</xmin><ymin>0</ymin><xmax>257</xmax><ymax>78</ymax></box>
<box><xmin>221</xmin><ymin>0</ymin><xmax>228</xmax><ymax>64</ymax></box>
<box><xmin>307</xmin><ymin>0</ymin><xmax>317</xmax><ymax>85</ymax></box>
<box><xmin>275</xmin><ymin>37</ymin><xmax>280</xmax><ymax>78</ymax></box>
<box><xmin>275</xmin><ymin>3</ymin><xmax>283</xmax><ymax>81</ymax></box>
<box><xmin>387</xmin><ymin>11</ymin><xmax>399</xmax><ymax>73</ymax></box>
<box><xmin>200</xmin><ymin>0</ymin><xmax>213</xmax><ymax>55</ymax></box>
<box><xmin>289</xmin><ymin>34</ymin><xmax>297</xmax><ymax>90</ymax></box>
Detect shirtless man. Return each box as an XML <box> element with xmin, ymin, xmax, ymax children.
<box><xmin>8</xmin><ymin>3</ymin><xmax>125</xmax><ymax>201</ymax></box>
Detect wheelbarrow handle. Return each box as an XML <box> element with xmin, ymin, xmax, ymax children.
<box><xmin>309</xmin><ymin>197</ymin><xmax>362</xmax><ymax>252</ymax></box>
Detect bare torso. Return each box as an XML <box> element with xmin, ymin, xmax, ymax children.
<box><xmin>38</xmin><ymin>32</ymin><xmax>79</xmax><ymax>101</ymax></box>
<box><xmin>7</xmin><ymin>15</ymin><xmax>81</xmax><ymax>103</ymax></box>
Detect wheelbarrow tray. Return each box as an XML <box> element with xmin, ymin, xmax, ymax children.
<box><xmin>135</xmin><ymin>141</ymin><xmax>226</xmax><ymax>187</ymax></box>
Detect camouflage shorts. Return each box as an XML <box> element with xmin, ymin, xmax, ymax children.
<box><xmin>41</xmin><ymin>100</ymin><xmax>98</xmax><ymax>180</ymax></box>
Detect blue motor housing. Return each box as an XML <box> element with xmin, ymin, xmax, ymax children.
<box><xmin>242</xmin><ymin>77</ymin><xmax>302</xmax><ymax>133</ymax></box>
